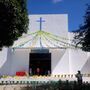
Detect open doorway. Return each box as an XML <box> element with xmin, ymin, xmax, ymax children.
<box><xmin>29</xmin><ymin>53</ymin><xmax>51</xmax><ymax>75</ymax></box>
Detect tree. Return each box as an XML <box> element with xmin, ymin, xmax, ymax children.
<box><xmin>0</xmin><ymin>0</ymin><xmax>29</xmax><ymax>49</ymax></box>
<box><xmin>73</xmin><ymin>5</ymin><xmax>90</xmax><ymax>51</ymax></box>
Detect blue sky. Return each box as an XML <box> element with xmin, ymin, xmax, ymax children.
<box><xmin>27</xmin><ymin>0</ymin><xmax>90</xmax><ymax>32</ymax></box>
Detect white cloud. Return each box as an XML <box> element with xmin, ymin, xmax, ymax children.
<box><xmin>52</xmin><ymin>0</ymin><xmax>62</xmax><ymax>3</ymax></box>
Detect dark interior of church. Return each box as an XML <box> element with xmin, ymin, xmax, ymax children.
<box><xmin>29</xmin><ymin>53</ymin><xmax>51</xmax><ymax>75</ymax></box>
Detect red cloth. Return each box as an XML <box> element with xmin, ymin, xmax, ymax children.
<box><xmin>16</xmin><ymin>71</ymin><xmax>26</xmax><ymax>76</ymax></box>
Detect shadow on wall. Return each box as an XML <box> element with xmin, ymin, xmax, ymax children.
<box><xmin>81</xmin><ymin>56</ymin><xmax>90</xmax><ymax>73</ymax></box>
<box><xmin>51</xmin><ymin>49</ymin><xmax>66</xmax><ymax>71</ymax></box>
<box><xmin>0</xmin><ymin>48</ymin><xmax>12</xmax><ymax>75</ymax></box>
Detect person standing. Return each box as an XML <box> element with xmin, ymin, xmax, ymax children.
<box><xmin>75</xmin><ymin>70</ymin><xmax>83</xmax><ymax>85</ymax></box>
<box><xmin>36</xmin><ymin>67</ymin><xmax>40</xmax><ymax>75</ymax></box>
<box><xmin>29</xmin><ymin>68</ymin><xmax>32</xmax><ymax>76</ymax></box>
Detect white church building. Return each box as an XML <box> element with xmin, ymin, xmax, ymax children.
<box><xmin>0</xmin><ymin>14</ymin><xmax>90</xmax><ymax>76</ymax></box>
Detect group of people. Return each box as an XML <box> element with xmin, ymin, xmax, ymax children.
<box><xmin>29</xmin><ymin>67</ymin><xmax>51</xmax><ymax>76</ymax></box>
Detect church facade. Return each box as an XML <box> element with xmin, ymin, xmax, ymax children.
<box><xmin>0</xmin><ymin>14</ymin><xmax>90</xmax><ymax>76</ymax></box>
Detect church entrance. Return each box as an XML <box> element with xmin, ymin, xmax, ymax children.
<box><xmin>29</xmin><ymin>53</ymin><xmax>51</xmax><ymax>75</ymax></box>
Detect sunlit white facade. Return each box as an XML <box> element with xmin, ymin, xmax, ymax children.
<box><xmin>0</xmin><ymin>14</ymin><xmax>90</xmax><ymax>76</ymax></box>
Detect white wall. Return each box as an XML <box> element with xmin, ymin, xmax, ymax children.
<box><xmin>0</xmin><ymin>48</ymin><xmax>11</xmax><ymax>75</ymax></box>
<box><xmin>50</xmin><ymin>49</ymin><xmax>70</xmax><ymax>75</ymax></box>
<box><xmin>81</xmin><ymin>52</ymin><xmax>90</xmax><ymax>74</ymax></box>
<box><xmin>69</xmin><ymin>49</ymin><xmax>88</xmax><ymax>74</ymax></box>
<box><xmin>0</xmin><ymin>47</ymin><xmax>8</xmax><ymax>69</ymax></box>
<box><xmin>28</xmin><ymin>14</ymin><xmax>68</xmax><ymax>38</ymax></box>
<box><xmin>9</xmin><ymin>49</ymin><xmax>30</xmax><ymax>75</ymax></box>
<box><xmin>68</xmin><ymin>32</ymin><xmax>90</xmax><ymax>74</ymax></box>
<box><xmin>0</xmin><ymin>48</ymin><xmax>90</xmax><ymax>75</ymax></box>
<box><xmin>10</xmin><ymin>48</ymin><xmax>70</xmax><ymax>75</ymax></box>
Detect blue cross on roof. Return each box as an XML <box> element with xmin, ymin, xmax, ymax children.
<box><xmin>37</xmin><ymin>17</ymin><xmax>45</xmax><ymax>31</ymax></box>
